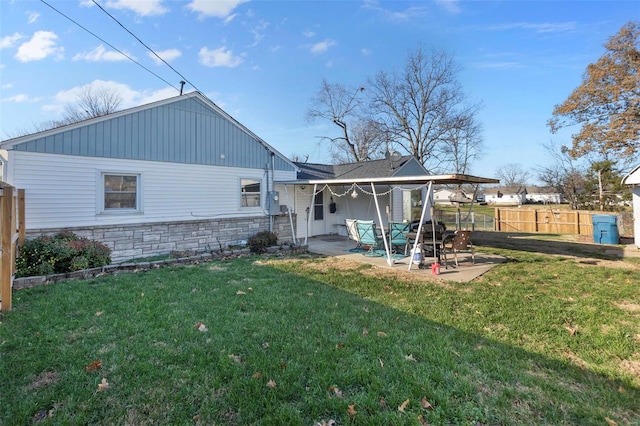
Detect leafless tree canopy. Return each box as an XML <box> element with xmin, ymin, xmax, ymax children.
<box><xmin>548</xmin><ymin>21</ymin><xmax>640</xmax><ymax>161</ymax></box>
<box><xmin>306</xmin><ymin>79</ymin><xmax>385</xmax><ymax>163</ymax></box>
<box><xmin>537</xmin><ymin>141</ymin><xmax>585</xmax><ymax>209</ymax></box>
<box><xmin>62</xmin><ymin>85</ymin><xmax>123</xmax><ymax>124</ymax></box>
<box><xmin>307</xmin><ymin>46</ymin><xmax>483</xmax><ymax>170</ymax></box>
<box><xmin>367</xmin><ymin>46</ymin><xmax>483</xmax><ymax>173</ymax></box>
<box><xmin>495</xmin><ymin>163</ymin><xmax>531</xmax><ymax>187</ymax></box>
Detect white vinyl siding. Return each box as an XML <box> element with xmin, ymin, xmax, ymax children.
<box><xmin>10</xmin><ymin>151</ymin><xmax>296</xmax><ymax>230</ymax></box>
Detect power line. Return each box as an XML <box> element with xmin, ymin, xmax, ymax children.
<box><xmin>91</xmin><ymin>0</ymin><xmax>202</xmax><ymax>94</ymax></box>
<box><xmin>39</xmin><ymin>0</ymin><xmax>180</xmax><ymax>92</ymax></box>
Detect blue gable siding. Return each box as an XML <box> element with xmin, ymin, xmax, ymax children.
<box><xmin>12</xmin><ymin>93</ymin><xmax>294</xmax><ymax>172</ymax></box>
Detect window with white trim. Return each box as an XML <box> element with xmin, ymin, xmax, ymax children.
<box><xmin>240</xmin><ymin>178</ymin><xmax>261</xmax><ymax>207</ymax></box>
<box><xmin>103</xmin><ymin>173</ymin><xmax>140</xmax><ymax>212</ymax></box>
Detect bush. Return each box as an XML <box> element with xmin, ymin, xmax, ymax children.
<box><xmin>247</xmin><ymin>231</ymin><xmax>278</xmax><ymax>254</ymax></box>
<box><xmin>16</xmin><ymin>232</ymin><xmax>111</xmax><ymax>278</ymax></box>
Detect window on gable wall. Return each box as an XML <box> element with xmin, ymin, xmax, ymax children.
<box><xmin>241</xmin><ymin>179</ymin><xmax>261</xmax><ymax>207</ymax></box>
<box><xmin>103</xmin><ymin>173</ymin><xmax>140</xmax><ymax>212</ymax></box>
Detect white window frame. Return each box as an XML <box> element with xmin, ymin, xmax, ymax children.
<box><xmin>240</xmin><ymin>177</ymin><xmax>262</xmax><ymax>209</ymax></box>
<box><xmin>98</xmin><ymin>171</ymin><xmax>143</xmax><ymax>214</ymax></box>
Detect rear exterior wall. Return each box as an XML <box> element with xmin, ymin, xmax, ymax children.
<box><xmin>26</xmin><ymin>215</ymin><xmax>296</xmax><ymax>263</ymax></box>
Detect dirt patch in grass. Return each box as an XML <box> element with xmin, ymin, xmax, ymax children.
<box><xmin>620</xmin><ymin>358</ymin><xmax>640</xmax><ymax>378</ymax></box>
<box><xmin>267</xmin><ymin>258</ymin><xmax>458</xmax><ymax>289</ymax></box>
<box><xmin>26</xmin><ymin>371</ymin><xmax>59</xmax><ymax>390</ymax></box>
<box><xmin>614</xmin><ymin>300</ymin><xmax>640</xmax><ymax>312</ymax></box>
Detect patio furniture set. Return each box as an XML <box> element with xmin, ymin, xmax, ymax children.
<box><xmin>344</xmin><ymin>218</ymin><xmax>475</xmax><ymax>269</ymax></box>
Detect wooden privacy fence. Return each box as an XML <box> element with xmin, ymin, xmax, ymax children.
<box><xmin>0</xmin><ymin>184</ymin><xmax>25</xmax><ymax>312</ymax></box>
<box><xmin>494</xmin><ymin>207</ymin><xmax>615</xmax><ymax>236</ymax></box>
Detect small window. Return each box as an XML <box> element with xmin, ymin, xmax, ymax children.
<box><xmin>314</xmin><ymin>191</ymin><xmax>324</xmax><ymax>220</ymax></box>
<box><xmin>241</xmin><ymin>179</ymin><xmax>261</xmax><ymax>207</ymax></box>
<box><xmin>104</xmin><ymin>174</ymin><xmax>139</xmax><ymax>211</ymax></box>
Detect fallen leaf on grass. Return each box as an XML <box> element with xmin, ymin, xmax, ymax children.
<box><xmin>252</xmin><ymin>372</ymin><xmax>263</xmax><ymax>378</ymax></box>
<box><xmin>405</xmin><ymin>354</ymin><xmax>416</xmax><ymax>362</ymax></box>
<box><xmin>362</xmin><ymin>328</ymin><xmax>369</xmax><ymax>336</ymax></box>
<box><xmin>398</xmin><ymin>399</ymin><xmax>410</xmax><ymax>413</ymax></box>
<box><xmin>266</xmin><ymin>379</ymin><xmax>277</xmax><ymax>388</ymax></box>
<box><xmin>97</xmin><ymin>378</ymin><xmax>109</xmax><ymax>391</ymax></box>
<box><xmin>228</xmin><ymin>354</ymin><xmax>242</xmax><ymax>364</ymax></box>
<box><xmin>261</xmin><ymin>342</ymin><xmax>270</xmax><ymax>349</ymax></box>
<box><xmin>95</xmin><ymin>311</ymin><xmax>103</xmax><ymax>316</ymax></box>
<box><xmin>194</xmin><ymin>322</ymin><xmax>208</xmax><ymax>332</ymax></box>
<box><xmin>85</xmin><ymin>360</ymin><xmax>102</xmax><ymax>371</ymax></box>
<box><xmin>418</xmin><ymin>415</ymin><xmax>429</xmax><ymax>425</ymax></box>
<box><xmin>336</xmin><ymin>342</ymin><xmax>345</xmax><ymax>349</ymax></box>
<box><xmin>378</xmin><ymin>358</ymin><xmax>384</xmax><ymax>368</ymax></box>
<box><xmin>236</xmin><ymin>290</ymin><xmax>246</xmax><ymax>295</ymax></box>
<box><xmin>328</xmin><ymin>386</ymin><xmax>343</xmax><ymax>398</ymax></box>
<box><xmin>348</xmin><ymin>404</ymin><xmax>357</xmax><ymax>416</ymax></box>
<box><xmin>314</xmin><ymin>420</ymin><xmax>336</xmax><ymax>426</ymax></box>
<box><xmin>421</xmin><ymin>397</ymin><xmax>433</xmax><ymax>410</ymax></box>
<box><xmin>377</xmin><ymin>331</ymin><xmax>388</xmax><ymax>337</ymax></box>
<box><xmin>605</xmin><ymin>418</ymin><xmax>617</xmax><ymax>426</ymax></box>
<box><xmin>379</xmin><ymin>398</ymin><xmax>387</xmax><ymax>408</ymax></box>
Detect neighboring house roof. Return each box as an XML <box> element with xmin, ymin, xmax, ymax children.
<box><xmin>0</xmin><ymin>91</ymin><xmax>298</xmax><ymax>172</ymax></box>
<box><xmin>526</xmin><ymin>186</ymin><xmax>560</xmax><ymax>194</ymax></box>
<box><xmin>294</xmin><ymin>155</ymin><xmax>424</xmax><ymax>181</ymax></box>
<box><xmin>485</xmin><ymin>186</ymin><xmax>527</xmax><ymax>195</ymax></box>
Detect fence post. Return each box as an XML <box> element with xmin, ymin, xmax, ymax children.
<box><xmin>18</xmin><ymin>189</ymin><xmax>25</xmax><ymax>246</ymax></box>
<box><xmin>1</xmin><ymin>186</ymin><xmax>14</xmax><ymax>312</ymax></box>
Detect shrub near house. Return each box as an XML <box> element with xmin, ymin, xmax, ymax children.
<box><xmin>16</xmin><ymin>232</ymin><xmax>111</xmax><ymax>278</ymax></box>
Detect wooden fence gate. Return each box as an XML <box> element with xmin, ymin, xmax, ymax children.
<box><xmin>0</xmin><ymin>184</ymin><xmax>25</xmax><ymax>312</ymax></box>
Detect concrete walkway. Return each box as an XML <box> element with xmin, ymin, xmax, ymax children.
<box><xmin>306</xmin><ymin>236</ymin><xmax>506</xmax><ymax>283</ymax></box>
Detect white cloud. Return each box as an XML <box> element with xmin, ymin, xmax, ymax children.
<box><xmin>15</xmin><ymin>31</ymin><xmax>63</xmax><ymax>62</ymax></box>
<box><xmin>435</xmin><ymin>0</ymin><xmax>461</xmax><ymax>14</ymax></box>
<box><xmin>1</xmin><ymin>94</ymin><xmax>29</xmax><ymax>103</ymax></box>
<box><xmin>148</xmin><ymin>48</ymin><xmax>182</xmax><ymax>64</ymax></box>
<box><xmin>0</xmin><ymin>33</ymin><xmax>23</xmax><ymax>49</ymax></box>
<box><xmin>309</xmin><ymin>39</ymin><xmax>336</xmax><ymax>55</ymax></box>
<box><xmin>26</xmin><ymin>11</ymin><xmax>41</xmax><ymax>24</ymax></box>
<box><xmin>488</xmin><ymin>22</ymin><xmax>577</xmax><ymax>33</ymax></box>
<box><xmin>303</xmin><ymin>29</ymin><xmax>316</xmax><ymax>38</ymax></box>
<box><xmin>104</xmin><ymin>0</ymin><xmax>168</xmax><ymax>17</ymax></box>
<box><xmin>43</xmin><ymin>80</ymin><xmax>179</xmax><ymax>115</ymax></box>
<box><xmin>363</xmin><ymin>1</ymin><xmax>429</xmax><ymax>22</ymax></box>
<box><xmin>199</xmin><ymin>46</ymin><xmax>243</xmax><ymax>67</ymax></box>
<box><xmin>472</xmin><ymin>61</ymin><xmax>522</xmax><ymax>69</ymax></box>
<box><xmin>1</xmin><ymin>83</ymin><xmax>13</xmax><ymax>89</ymax></box>
<box><xmin>361</xmin><ymin>48</ymin><xmax>372</xmax><ymax>56</ymax></box>
<box><xmin>79</xmin><ymin>0</ymin><xmax>94</xmax><ymax>7</ymax></box>
<box><xmin>73</xmin><ymin>45</ymin><xmax>131</xmax><ymax>62</ymax></box>
<box><xmin>187</xmin><ymin>0</ymin><xmax>249</xmax><ymax>19</ymax></box>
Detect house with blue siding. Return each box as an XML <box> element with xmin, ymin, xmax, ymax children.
<box><xmin>0</xmin><ymin>92</ymin><xmax>298</xmax><ymax>262</ymax></box>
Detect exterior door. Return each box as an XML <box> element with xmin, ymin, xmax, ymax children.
<box><xmin>311</xmin><ymin>190</ymin><xmax>326</xmax><ymax>236</ymax></box>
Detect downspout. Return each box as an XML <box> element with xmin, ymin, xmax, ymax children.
<box><xmin>270</xmin><ymin>151</ymin><xmax>275</xmax><ymax>232</ymax></box>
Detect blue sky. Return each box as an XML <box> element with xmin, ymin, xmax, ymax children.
<box><xmin>1</xmin><ymin>0</ymin><xmax>638</xmax><ymax>181</ymax></box>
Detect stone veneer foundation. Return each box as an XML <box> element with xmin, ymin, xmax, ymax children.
<box><xmin>26</xmin><ymin>214</ymin><xmax>296</xmax><ymax>263</ymax></box>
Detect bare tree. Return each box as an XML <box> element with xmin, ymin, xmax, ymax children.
<box><xmin>495</xmin><ymin>163</ymin><xmax>531</xmax><ymax>187</ymax></box>
<box><xmin>537</xmin><ymin>141</ymin><xmax>585</xmax><ymax>209</ymax></box>
<box><xmin>61</xmin><ymin>85</ymin><xmax>123</xmax><ymax>124</ymax></box>
<box><xmin>437</xmin><ymin>109</ymin><xmax>484</xmax><ymax>175</ymax></box>
<box><xmin>7</xmin><ymin>85</ymin><xmax>124</xmax><ymax>138</ymax></box>
<box><xmin>367</xmin><ymin>46</ymin><xmax>482</xmax><ymax>173</ymax></box>
<box><xmin>548</xmin><ymin>21</ymin><xmax>640</xmax><ymax>162</ymax></box>
<box><xmin>306</xmin><ymin>79</ymin><xmax>385</xmax><ymax>163</ymax></box>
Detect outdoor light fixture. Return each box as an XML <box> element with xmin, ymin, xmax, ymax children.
<box><xmin>273</xmin><ymin>194</ymin><xmax>279</xmax><ymax>201</ymax></box>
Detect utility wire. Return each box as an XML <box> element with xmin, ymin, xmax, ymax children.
<box><xmin>39</xmin><ymin>0</ymin><xmax>180</xmax><ymax>92</ymax></box>
<box><xmin>91</xmin><ymin>0</ymin><xmax>202</xmax><ymax>94</ymax></box>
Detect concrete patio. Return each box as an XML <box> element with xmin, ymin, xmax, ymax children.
<box><xmin>306</xmin><ymin>235</ymin><xmax>507</xmax><ymax>283</ymax></box>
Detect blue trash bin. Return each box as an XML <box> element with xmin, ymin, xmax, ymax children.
<box><xmin>592</xmin><ymin>214</ymin><xmax>619</xmax><ymax>244</ymax></box>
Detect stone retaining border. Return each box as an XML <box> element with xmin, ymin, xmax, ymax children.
<box><xmin>14</xmin><ymin>245</ymin><xmax>308</xmax><ymax>290</ymax></box>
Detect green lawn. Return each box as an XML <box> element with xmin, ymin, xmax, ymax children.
<box><xmin>1</xmin><ymin>247</ymin><xmax>639</xmax><ymax>425</ymax></box>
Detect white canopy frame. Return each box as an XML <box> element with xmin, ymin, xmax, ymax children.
<box><xmin>277</xmin><ymin>174</ymin><xmax>499</xmax><ymax>269</ymax></box>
